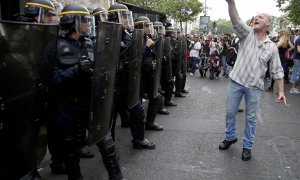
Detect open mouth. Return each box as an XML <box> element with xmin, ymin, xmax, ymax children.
<box><xmin>254</xmin><ymin>21</ymin><xmax>259</xmax><ymax>25</ymax></box>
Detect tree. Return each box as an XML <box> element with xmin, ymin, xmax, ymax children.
<box><xmin>274</xmin><ymin>0</ymin><xmax>300</xmax><ymax>25</ymax></box>
<box><xmin>121</xmin><ymin>0</ymin><xmax>163</xmax><ymax>9</ymax></box>
<box><xmin>162</xmin><ymin>0</ymin><xmax>203</xmax><ymax>33</ymax></box>
<box><xmin>213</xmin><ymin>19</ymin><xmax>234</xmax><ymax>35</ymax></box>
<box><xmin>122</xmin><ymin>0</ymin><xmax>203</xmax><ymax>33</ymax></box>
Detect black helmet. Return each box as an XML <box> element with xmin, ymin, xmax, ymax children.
<box><xmin>134</xmin><ymin>16</ymin><xmax>154</xmax><ymax>37</ymax></box>
<box><xmin>108</xmin><ymin>4</ymin><xmax>133</xmax><ymax>30</ymax></box>
<box><xmin>24</xmin><ymin>0</ymin><xmax>57</xmax><ymax>23</ymax></box>
<box><xmin>165</xmin><ymin>26</ymin><xmax>177</xmax><ymax>38</ymax></box>
<box><xmin>87</xmin><ymin>7</ymin><xmax>96</xmax><ymax>15</ymax></box>
<box><xmin>153</xmin><ymin>21</ymin><xmax>165</xmax><ymax>36</ymax></box>
<box><xmin>59</xmin><ymin>4</ymin><xmax>95</xmax><ymax>37</ymax></box>
<box><xmin>92</xmin><ymin>7</ymin><xmax>108</xmax><ymax>23</ymax></box>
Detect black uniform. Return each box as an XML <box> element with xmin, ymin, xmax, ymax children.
<box><xmin>50</xmin><ymin>36</ymin><xmax>123</xmax><ymax>180</ymax></box>
<box><xmin>142</xmin><ymin>41</ymin><xmax>164</xmax><ymax>131</ymax></box>
<box><xmin>171</xmin><ymin>37</ymin><xmax>184</xmax><ymax>97</ymax></box>
<box><xmin>112</xmin><ymin>29</ymin><xmax>156</xmax><ymax>149</ymax></box>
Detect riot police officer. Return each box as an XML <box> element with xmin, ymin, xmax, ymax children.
<box><xmin>108</xmin><ymin>4</ymin><xmax>156</xmax><ymax>149</ymax></box>
<box><xmin>162</xmin><ymin>26</ymin><xmax>178</xmax><ymax>106</ymax></box>
<box><xmin>153</xmin><ymin>21</ymin><xmax>170</xmax><ymax>115</ymax></box>
<box><xmin>176</xmin><ymin>28</ymin><xmax>189</xmax><ymax>94</ymax></box>
<box><xmin>18</xmin><ymin>0</ymin><xmax>58</xmax><ymax>23</ymax></box>
<box><xmin>51</xmin><ymin>4</ymin><xmax>123</xmax><ymax>180</ymax></box>
<box><xmin>134</xmin><ymin>16</ymin><xmax>164</xmax><ymax>131</ymax></box>
<box><xmin>168</xmin><ymin>26</ymin><xmax>185</xmax><ymax>98</ymax></box>
<box><xmin>92</xmin><ymin>7</ymin><xmax>131</xmax><ymax>128</ymax></box>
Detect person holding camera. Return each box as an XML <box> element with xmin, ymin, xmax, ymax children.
<box><xmin>189</xmin><ymin>34</ymin><xmax>201</xmax><ymax>76</ymax></box>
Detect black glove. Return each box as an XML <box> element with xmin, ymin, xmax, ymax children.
<box><xmin>77</xmin><ymin>59</ymin><xmax>91</xmax><ymax>72</ymax></box>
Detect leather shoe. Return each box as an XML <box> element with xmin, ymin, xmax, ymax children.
<box><xmin>76</xmin><ymin>146</ymin><xmax>94</xmax><ymax>158</ymax></box>
<box><xmin>157</xmin><ymin>108</ymin><xmax>169</xmax><ymax>115</ymax></box>
<box><xmin>132</xmin><ymin>139</ymin><xmax>156</xmax><ymax>149</ymax></box>
<box><xmin>145</xmin><ymin>122</ymin><xmax>164</xmax><ymax>131</ymax></box>
<box><xmin>175</xmin><ymin>93</ymin><xmax>185</xmax><ymax>97</ymax></box>
<box><xmin>164</xmin><ymin>101</ymin><xmax>177</xmax><ymax>106</ymax></box>
<box><xmin>219</xmin><ymin>138</ymin><xmax>238</xmax><ymax>150</ymax></box>
<box><xmin>241</xmin><ymin>148</ymin><xmax>251</xmax><ymax>161</ymax></box>
<box><xmin>181</xmin><ymin>89</ymin><xmax>189</xmax><ymax>93</ymax></box>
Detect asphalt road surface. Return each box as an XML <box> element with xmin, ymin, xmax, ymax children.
<box><xmin>39</xmin><ymin>70</ymin><xmax>300</xmax><ymax>180</ymax></box>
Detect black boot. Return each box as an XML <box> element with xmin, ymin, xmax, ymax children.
<box><xmin>175</xmin><ymin>92</ymin><xmax>185</xmax><ymax>97</ymax></box>
<box><xmin>157</xmin><ymin>94</ymin><xmax>169</xmax><ymax>115</ymax></box>
<box><xmin>145</xmin><ymin>97</ymin><xmax>163</xmax><ymax>131</ymax></box>
<box><xmin>145</xmin><ymin>122</ymin><xmax>164</xmax><ymax>131</ymax></box>
<box><xmin>132</xmin><ymin>138</ymin><xmax>156</xmax><ymax>149</ymax></box>
<box><xmin>97</xmin><ymin>132</ymin><xmax>124</xmax><ymax>180</ymax></box>
<box><xmin>157</xmin><ymin>108</ymin><xmax>169</xmax><ymax>115</ymax></box>
<box><xmin>164</xmin><ymin>100</ymin><xmax>177</xmax><ymax>106</ymax></box>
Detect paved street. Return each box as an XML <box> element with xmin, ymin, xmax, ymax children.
<box><xmin>40</xmin><ymin>71</ymin><xmax>300</xmax><ymax>180</ymax></box>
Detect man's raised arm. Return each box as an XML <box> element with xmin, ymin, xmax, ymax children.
<box><xmin>226</xmin><ymin>0</ymin><xmax>240</xmax><ymax>25</ymax></box>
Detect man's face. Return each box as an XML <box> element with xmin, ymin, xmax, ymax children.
<box><xmin>253</xmin><ymin>13</ymin><xmax>270</xmax><ymax>32</ymax></box>
<box><xmin>193</xmin><ymin>37</ymin><xmax>198</xmax><ymax>41</ymax></box>
<box><xmin>42</xmin><ymin>14</ymin><xmax>58</xmax><ymax>24</ymax></box>
<box><xmin>80</xmin><ymin>21</ymin><xmax>90</xmax><ymax>33</ymax></box>
<box><xmin>144</xmin><ymin>26</ymin><xmax>150</xmax><ymax>34</ymax></box>
<box><xmin>122</xmin><ymin>14</ymin><xmax>131</xmax><ymax>30</ymax></box>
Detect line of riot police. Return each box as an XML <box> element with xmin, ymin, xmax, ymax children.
<box><xmin>0</xmin><ymin>0</ymin><xmax>188</xmax><ymax>180</ymax></box>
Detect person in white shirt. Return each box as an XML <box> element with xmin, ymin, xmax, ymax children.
<box><xmin>189</xmin><ymin>34</ymin><xmax>202</xmax><ymax>75</ymax></box>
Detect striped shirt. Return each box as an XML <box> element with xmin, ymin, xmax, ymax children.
<box><xmin>229</xmin><ymin>21</ymin><xmax>284</xmax><ymax>90</ymax></box>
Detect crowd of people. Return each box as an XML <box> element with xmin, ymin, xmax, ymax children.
<box><xmin>185</xmin><ymin>17</ymin><xmax>300</xmax><ymax>96</ymax></box>
<box><xmin>186</xmin><ymin>33</ymin><xmax>240</xmax><ymax>80</ymax></box>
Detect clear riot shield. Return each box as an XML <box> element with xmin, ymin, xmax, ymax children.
<box><xmin>0</xmin><ymin>20</ymin><xmax>57</xmax><ymax>179</ymax></box>
<box><xmin>88</xmin><ymin>22</ymin><xmax>122</xmax><ymax>145</ymax></box>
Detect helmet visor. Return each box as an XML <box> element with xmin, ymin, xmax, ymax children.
<box><xmin>37</xmin><ymin>8</ymin><xmax>59</xmax><ymax>24</ymax></box>
<box><xmin>118</xmin><ymin>11</ymin><xmax>133</xmax><ymax>30</ymax></box>
<box><xmin>75</xmin><ymin>15</ymin><xmax>95</xmax><ymax>37</ymax></box>
<box><xmin>96</xmin><ymin>12</ymin><xmax>108</xmax><ymax>23</ymax></box>
<box><xmin>144</xmin><ymin>22</ymin><xmax>154</xmax><ymax>37</ymax></box>
<box><xmin>157</xmin><ymin>25</ymin><xmax>165</xmax><ymax>35</ymax></box>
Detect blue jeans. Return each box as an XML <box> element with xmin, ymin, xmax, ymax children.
<box><xmin>189</xmin><ymin>57</ymin><xmax>198</xmax><ymax>74</ymax></box>
<box><xmin>226</xmin><ymin>65</ymin><xmax>233</xmax><ymax>76</ymax></box>
<box><xmin>290</xmin><ymin>59</ymin><xmax>300</xmax><ymax>84</ymax></box>
<box><xmin>225</xmin><ymin>80</ymin><xmax>263</xmax><ymax>149</ymax></box>
<box><xmin>221</xmin><ymin>56</ymin><xmax>227</xmax><ymax>75</ymax></box>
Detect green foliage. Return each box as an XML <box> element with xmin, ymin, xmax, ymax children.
<box><xmin>213</xmin><ymin>19</ymin><xmax>234</xmax><ymax>35</ymax></box>
<box><xmin>274</xmin><ymin>0</ymin><xmax>300</xmax><ymax>25</ymax></box>
<box><xmin>123</xmin><ymin>0</ymin><xmax>203</xmax><ymax>31</ymax></box>
<box><xmin>190</xmin><ymin>27</ymin><xmax>200</xmax><ymax>35</ymax></box>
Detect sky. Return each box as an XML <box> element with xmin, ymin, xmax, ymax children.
<box><xmin>199</xmin><ymin>0</ymin><xmax>283</xmax><ymax>21</ymax></box>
